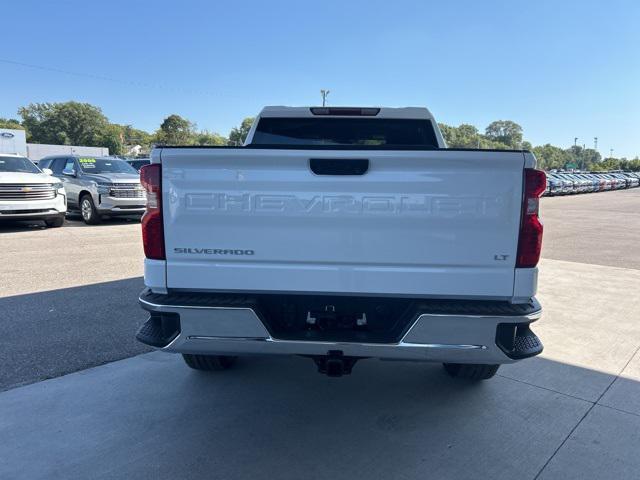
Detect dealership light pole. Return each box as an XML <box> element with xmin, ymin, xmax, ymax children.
<box><xmin>320</xmin><ymin>89</ymin><xmax>330</xmax><ymax>107</ymax></box>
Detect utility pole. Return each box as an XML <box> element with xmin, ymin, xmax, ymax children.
<box><xmin>594</xmin><ymin>137</ymin><xmax>598</xmax><ymax>152</ymax></box>
<box><xmin>320</xmin><ymin>89</ymin><xmax>330</xmax><ymax>107</ymax></box>
<box><xmin>574</xmin><ymin>137</ymin><xmax>578</xmax><ymax>147</ymax></box>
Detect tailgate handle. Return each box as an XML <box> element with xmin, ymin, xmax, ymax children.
<box><xmin>310</xmin><ymin>158</ymin><xmax>369</xmax><ymax>176</ymax></box>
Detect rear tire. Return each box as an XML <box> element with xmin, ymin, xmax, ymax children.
<box><xmin>443</xmin><ymin>363</ymin><xmax>499</xmax><ymax>380</ymax></box>
<box><xmin>182</xmin><ymin>354</ymin><xmax>237</xmax><ymax>371</ymax></box>
<box><xmin>80</xmin><ymin>194</ymin><xmax>101</xmax><ymax>225</ymax></box>
<box><xmin>44</xmin><ymin>215</ymin><xmax>65</xmax><ymax>228</ymax></box>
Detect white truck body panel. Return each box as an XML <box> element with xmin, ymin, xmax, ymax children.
<box><xmin>158</xmin><ymin>147</ymin><xmax>530</xmax><ymax>301</ymax></box>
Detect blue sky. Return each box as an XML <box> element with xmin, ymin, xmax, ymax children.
<box><xmin>1</xmin><ymin>0</ymin><xmax>638</xmax><ymax>157</ymax></box>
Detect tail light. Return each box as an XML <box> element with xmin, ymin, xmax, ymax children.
<box><xmin>140</xmin><ymin>164</ymin><xmax>165</xmax><ymax>260</ymax></box>
<box><xmin>516</xmin><ymin>169</ymin><xmax>546</xmax><ymax>268</ymax></box>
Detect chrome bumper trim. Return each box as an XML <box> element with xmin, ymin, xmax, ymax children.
<box><xmin>139</xmin><ymin>292</ymin><xmax>541</xmax><ymax>364</ymax></box>
<box><xmin>187</xmin><ymin>336</ymin><xmax>487</xmax><ymax>351</ymax></box>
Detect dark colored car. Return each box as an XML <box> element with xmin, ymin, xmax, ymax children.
<box><xmin>544</xmin><ymin>174</ymin><xmax>563</xmax><ymax>196</ymax></box>
<box><xmin>127</xmin><ymin>159</ymin><xmax>151</xmax><ymax>172</ymax></box>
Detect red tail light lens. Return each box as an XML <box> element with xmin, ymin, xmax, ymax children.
<box><xmin>516</xmin><ymin>169</ymin><xmax>546</xmax><ymax>268</ymax></box>
<box><xmin>140</xmin><ymin>164</ymin><xmax>165</xmax><ymax>260</ymax></box>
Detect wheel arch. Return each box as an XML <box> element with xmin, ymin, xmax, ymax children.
<box><xmin>79</xmin><ymin>190</ymin><xmax>94</xmax><ymax>202</ymax></box>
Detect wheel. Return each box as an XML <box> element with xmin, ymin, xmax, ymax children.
<box><xmin>443</xmin><ymin>363</ymin><xmax>500</xmax><ymax>380</ymax></box>
<box><xmin>44</xmin><ymin>215</ymin><xmax>65</xmax><ymax>228</ymax></box>
<box><xmin>80</xmin><ymin>194</ymin><xmax>101</xmax><ymax>224</ymax></box>
<box><xmin>182</xmin><ymin>354</ymin><xmax>237</xmax><ymax>371</ymax></box>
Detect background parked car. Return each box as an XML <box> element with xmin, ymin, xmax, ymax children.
<box><xmin>0</xmin><ymin>154</ymin><xmax>67</xmax><ymax>227</ymax></box>
<box><xmin>549</xmin><ymin>173</ymin><xmax>575</xmax><ymax>195</ymax></box>
<box><xmin>611</xmin><ymin>171</ymin><xmax>637</xmax><ymax>188</ymax></box>
<box><xmin>604</xmin><ymin>173</ymin><xmax>625</xmax><ymax>189</ymax></box>
<box><xmin>127</xmin><ymin>158</ymin><xmax>151</xmax><ymax>172</ymax></box>
<box><xmin>594</xmin><ymin>173</ymin><xmax>613</xmax><ymax>190</ymax></box>
<box><xmin>544</xmin><ymin>175</ymin><xmax>563</xmax><ymax>196</ymax></box>
<box><xmin>38</xmin><ymin>156</ymin><xmax>146</xmax><ymax>224</ymax></box>
<box><xmin>624</xmin><ymin>172</ymin><xmax>640</xmax><ymax>187</ymax></box>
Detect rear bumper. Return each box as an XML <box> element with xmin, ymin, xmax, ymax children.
<box><xmin>138</xmin><ymin>289</ymin><xmax>542</xmax><ymax>364</ymax></box>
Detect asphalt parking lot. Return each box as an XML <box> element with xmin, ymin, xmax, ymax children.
<box><xmin>1</xmin><ymin>188</ymin><xmax>639</xmax><ymax>480</ymax></box>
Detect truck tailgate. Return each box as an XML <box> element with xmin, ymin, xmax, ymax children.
<box><xmin>160</xmin><ymin>148</ymin><xmax>525</xmax><ymax>299</ymax></box>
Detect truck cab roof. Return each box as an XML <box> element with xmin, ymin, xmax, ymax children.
<box><xmin>257</xmin><ymin>106</ymin><xmax>437</xmax><ymax>120</ymax></box>
<box><xmin>245</xmin><ymin>106</ymin><xmax>446</xmax><ymax>148</ymax></box>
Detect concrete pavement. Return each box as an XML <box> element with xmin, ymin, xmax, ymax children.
<box><xmin>0</xmin><ymin>216</ymin><xmax>143</xmax><ymax>297</ymax></box>
<box><xmin>541</xmin><ymin>187</ymin><xmax>640</xmax><ymax>269</ymax></box>
<box><xmin>0</xmin><ymin>351</ymin><xmax>592</xmax><ymax>480</ymax></box>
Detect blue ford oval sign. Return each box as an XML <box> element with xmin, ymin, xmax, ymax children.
<box><xmin>1</xmin><ymin>132</ymin><xmax>15</xmax><ymax>138</ymax></box>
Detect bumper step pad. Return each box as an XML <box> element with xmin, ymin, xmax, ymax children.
<box><xmin>136</xmin><ymin>313</ymin><xmax>180</xmax><ymax>348</ymax></box>
<box><xmin>496</xmin><ymin>323</ymin><xmax>543</xmax><ymax>359</ymax></box>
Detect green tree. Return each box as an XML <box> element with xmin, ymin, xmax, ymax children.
<box><xmin>0</xmin><ymin>117</ymin><xmax>25</xmax><ymax>131</ymax></box>
<box><xmin>439</xmin><ymin>122</ymin><xmax>514</xmax><ymax>149</ymax></box>
<box><xmin>532</xmin><ymin>144</ymin><xmax>570</xmax><ymax>170</ymax></box>
<box><xmin>455</xmin><ymin>124</ymin><xmax>481</xmax><ymax>147</ymax></box>
<box><xmin>580</xmin><ymin>148</ymin><xmax>601</xmax><ymax>169</ymax></box>
<box><xmin>228</xmin><ymin>117</ymin><xmax>254</xmax><ymax>145</ymax></box>
<box><xmin>439</xmin><ymin>123</ymin><xmax>482</xmax><ymax>148</ymax></box>
<box><xmin>120</xmin><ymin>125</ymin><xmax>153</xmax><ymax>148</ymax></box>
<box><xmin>195</xmin><ymin>130</ymin><xmax>227</xmax><ymax>146</ymax></box>
<box><xmin>619</xmin><ymin>158</ymin><xmax>640</xmax><ymax>171</ymax></box>
<box><xmin>98</xmin><ymin>124</ymin><xmax>125</xmax><ymax>155</ymax></box>
<box><xmin>484</xmin><ymin>120</ymin><xmax>523</xmax><ymax>148</ymax></box>
<box><xmin>19</xmin><ymin>102</ymin><xmax>110</xmax><ymax>146</ymax></box>
<box><xmin>438</xmin><ymin>123</ymin><xmax>456</xmax><ymax>146</ymax></box>
<box><xmin>156</xmin><ymin>114</ymin><xmax>195</xmax><ymax>145</ymax></box>
<box><xmin>565</xmin><ymin>145</ymin><xmax>602</xmax><ymax>170</ymax></box>
<box><xmin>597</xmin><ymin>157</ymin><xmax>624</xmax><ymax>170</ymax></box>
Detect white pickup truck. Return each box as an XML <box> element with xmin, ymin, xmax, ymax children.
<box><xmin>136</xmin><ymin>106</ymin><xmax>545</xmax><ymax>380</ymax></box>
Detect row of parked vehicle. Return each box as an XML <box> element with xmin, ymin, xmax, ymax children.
<box><xmin>0</xmin><ymin>153</ymin><xmax>147</xmax><ymax>227</ymax></box>
<box><xmin>544</xmin><ymin>170</ymin><xmax>640</xmax><ymax>196</ymax></box>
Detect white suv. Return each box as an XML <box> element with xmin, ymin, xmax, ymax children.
<box><xmin>0</xmin><ymin>154</ymin><xmax>67</xmax><ymax>227</ymax></box>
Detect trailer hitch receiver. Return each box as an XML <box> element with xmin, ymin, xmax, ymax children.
<box><xmin>312</xmin><ymin>351</ymin><xmax>360</xmax><ymax>377</ymax></box>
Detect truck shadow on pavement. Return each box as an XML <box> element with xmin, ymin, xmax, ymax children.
<box><xmin>0</xmin><ymin>277</ymin><xmax>149</xmax><ymax>392</ymax></box>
